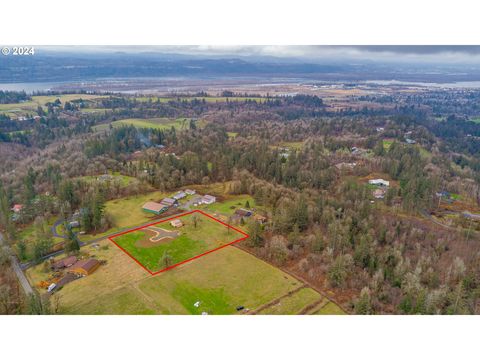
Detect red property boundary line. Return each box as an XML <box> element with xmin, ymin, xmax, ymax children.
<box><xmin>108</xmin><ymin>209</ymin><xmax>249</xmax><ymax>275</ymax></box>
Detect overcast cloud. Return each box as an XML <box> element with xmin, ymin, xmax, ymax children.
<box><xmin>39</xmin><ymin>45</ymin><xmax>480</xmax><ymax>64</ymax></box>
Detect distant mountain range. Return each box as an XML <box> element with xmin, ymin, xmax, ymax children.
<box><xmin>2</xmin><ymin>51</ymin><xmax>480</xmax><ymax>84</ymax></box>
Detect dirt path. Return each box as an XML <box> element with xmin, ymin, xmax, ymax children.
<box><xmin>247</xmin><ymin>284</ymin><xmax>307</xmax><ymax>315</ymax></box>
<box><xmin>298</xmin><ymin>297</ymin><xmax>329</xmax><ymax>315</ymax></box>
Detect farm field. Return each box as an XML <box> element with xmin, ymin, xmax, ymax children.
<box><xmin>111</xmin><ymin>211</ymin><xmax>246</xmax><ymax>273</ymax></box>
<box><xmin>26</xmin><ymin>239</ymin><xmax>343</xmax><ymax>315</ymax></box>
<box><xmin>92</xmin><ymin>117</ymin><xmax>206</xmax><ymax>132</ymax></box>
<box><xmin>0</xmin><ymin>94</ymin><xmax>106</xmax><ymax>118</ymax></box>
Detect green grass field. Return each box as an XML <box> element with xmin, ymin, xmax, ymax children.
<box><xmin>26</xmin><ymin>238</ymin><xmax>343</xmax><ymax>315</ymax></box>
<box><xmin>0</xmin><ymin>94</ymin><xmax>106</xmax><ymax>119</ymax></box>
<box><xmin>198</xmin><ymin>194</ymin><xmax>258</xmax><ymax>215</ymax></box>
<box><xmin>112</xmin><ymin>212</ymin><xmax>243</xmax><ymax>272</ymax></box>
<box><xmin>92</xmin><ymin>117</ymin><xmax>206</xmax><ymax>132</ymax></box>
<box><xmin>383</xmin><ymin>139</ymin><xmax>394</xmax><ymax>150</ymax></box>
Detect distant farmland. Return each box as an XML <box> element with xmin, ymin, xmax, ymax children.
<box><xmin>92</xmin><ymin>117</ymin><xmax>206</xmax><ymax>132</ymax></box>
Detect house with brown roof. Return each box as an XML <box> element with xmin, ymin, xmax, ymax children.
<box><xmin>51</xmin><ymin>256</ymin><xmax>77</xmax><ymax>270</ymax></box>
<box><xmin>68</xmin><ymin>259</ymin><xmax>100</xmax><ymax>277</ymax></box>
<box><xmin>254</xmin><ymin>214</ymin><xmax>267</xmax><ymax>224</ymax></box>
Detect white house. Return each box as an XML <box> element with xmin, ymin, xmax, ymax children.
<box><xmin>202</xmin><ymin>194</ymin><xmax>216</xmax><ymax>204</ymax></box>
<box><xmin>185</xmin><ymin>189</ymin><xmax>196</xmax><ymax>195</ymax></box>
<box><xmin>369</xmin><ymin>179</ymin><xmax>390</xmax><ymax>187</ymax></box>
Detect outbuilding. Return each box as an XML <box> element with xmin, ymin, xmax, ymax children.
<box><xmin>142</xmin><ymin>201</ymin><xmax>168</xmax><ymax>215</ymax></box>
<box><xmin>170</xmin><ymin>219</ymin><xmax>183</xmax><ymax>228</ymax></box>
<box><xmin>68</xmin><ymin>259</ymin><xmax>100</xmax><ymax>277</ymax></box>
<box><xmin>369</xmin><ymin>179</ymin><xmax>390</xmax><ymax>187</ymax></box>
<box><xmin>160</xmin><ymin>197</ymin><xmax>178</xmax><ymax>207</ymax></box>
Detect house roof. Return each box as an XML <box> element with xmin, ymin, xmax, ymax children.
<box><xmin>235</xmin><ymin>208</ymin><xmax>252</xmax><ymax>216</ymax></box>
<box><xmin>142</xmin><ymin>201</ymin><xmax>166</xmax><ymax>212</ymax></box>
<box><xmin>171</xmin><ymin>219</ymin><xmax>183</xmax><ymax>225</ymax></box>
<box><xmin>202</xmin><ymin>195</ymin><xmax>216</xmax><ymax>201</ymax></box>
<box><xmin>161</xmin><ymin>198</ymin><xmax>177</xmax><ymax>206</ymax></box>
<box><xmin>53</xmin><ymin>256</ymin><xmax>77</xmax><ymax>269</ymax></box>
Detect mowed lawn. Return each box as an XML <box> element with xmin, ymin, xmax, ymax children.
<box><xmin>27</xmin><ymin>237</ymin><xmax>343</xmax><ymax>314</ymax></box>
<box><xmin>112</xmin><ymin>212</ymin><xmax>244</xmax><ymax>272</ymax></box>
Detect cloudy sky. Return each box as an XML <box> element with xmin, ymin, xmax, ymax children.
<box><xmin>40</xmin><ymin>45</ymin><xmax>480</xmax><ymax>64</ymax></box>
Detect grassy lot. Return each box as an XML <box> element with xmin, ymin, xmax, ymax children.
<box><xmin>77</xmin><ymin>190</ymin><xmax>168</xmax><ymax>242</ymax></box>
<box><xmin>383</xmin><ymin>139</ymin><xmax>394</xmax><ymax>150</ymax></box>
<box><xmin>26</xmin><ymin>238</ymin><xmax>341</xmax><ymax>314</ymax></box>
<box><xmin>257</xmin><ymin>287</ymin><xmax>323</xmax><ymax>315</ymax></box>
<box><xmin>312</xmin><ymin>301</ymin><xmax>347</xmax><ymax>315</ymax></box>
<box><xmin>92</xmin><ymin>117</ymin><xmax>206</xmax><ymax>132</ymax></box>
<box><xmin>0</xmin><ymin>94</ymin><xmax>106</xmax><ymax>118</ymax></box>
<box><xmin>112</xmin><ymin>212</ymin><xmax>242</xmax><ymax>272</ymax></box>
<box><xmin>27</xmin><ymin>236</ymin><xmax>345</xmax><ymax>314</ymax></box>
<box><xmin>198</xmin><ymin>194</ymin><xmax>257</xmax><ymax>215</ymax></box>
<box><xmin>227</xmin><ymin>132</ymin><xmax>238</xmax><ymax>138</ymax></box>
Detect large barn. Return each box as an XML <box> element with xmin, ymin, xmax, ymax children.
<box><xmin>142</xmin><ymin>201</ymin><xmax>168</xmax><ymax>215</ymax></box>
<box><xmin>68</xmin><ymin>259</ymin><xmax>100</xmax><ymax>277</ymax></box>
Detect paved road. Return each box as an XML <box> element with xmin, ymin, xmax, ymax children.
<box><xmin>0</xmin><ymin>231</ymin><xmax>33</xmax><ymax>295</ymax></box>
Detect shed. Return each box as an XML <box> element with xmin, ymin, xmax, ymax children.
<box><xmin>235</xmin><ymin>208</ymin><xmax>252</xmax><ymax>217</ymax></box>
<box><xmin>160</xmin><ymin>197</ymin><xmax>178</xmax><ymax>207</ymax></box>
<box><xmin>369</xmin><ymin>179</ymin><xmax>390</xmax><ymax>187</ymax></box>
<box><xmin>170</xmin><ymin>219</ymin><xmax>183</xmax><ymax>228</ymax></box>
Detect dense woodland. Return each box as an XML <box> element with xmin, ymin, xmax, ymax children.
<box><xmin>2</xmin><ymin>90</ymin><xmax>480</xmax><ymax>314</ymax></box>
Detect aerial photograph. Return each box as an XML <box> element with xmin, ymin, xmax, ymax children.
<box><xmin>2</xmin><ymin>45</ymin><xmax>480</xmax><ymax>316</ymax></box>
<box><xmin>3</xmin><ymin>1</ymin><xmax>480</xmax><ymax>358</ymax></box>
